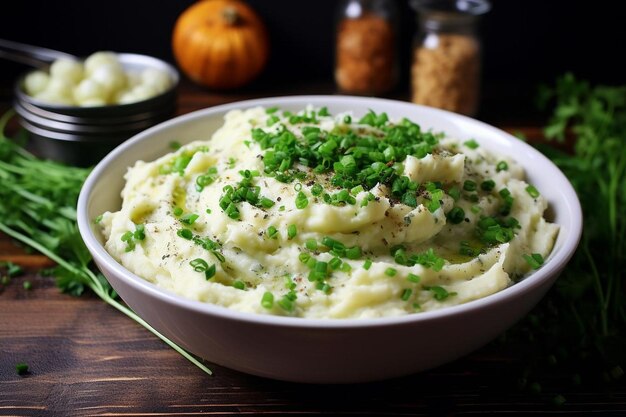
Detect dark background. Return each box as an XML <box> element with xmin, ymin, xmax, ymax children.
<box><xmin>1</xmin><ymin>0</ymin><xmax>624</xmax><ymax>121</ymax></box>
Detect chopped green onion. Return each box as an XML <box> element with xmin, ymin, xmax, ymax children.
<box><xmin>385</xmin><ymin>267</ymin><xmax>397</xmax><ymax>277</ymax></box>
<box><xmin>523</xmin><ymin>253</ymin><xmax>545</xmax><ymax>269</ymax></box>
<box><xmin>173</xmin><ymin>207</ymin><xmax>183</xmax><ymax>216</ymax></box>
<box><xmin>260</xmin><ymin>197</ymin><xmax>275</xmax><ymax>208</ymax></box>
<box><xmin>133</xmin><ymin>224</ymin><xmax>145</xmax><ymax>241</ymax></box>
<box><xmin>446</xmin><ymin>206</ymin><xmax>465</xmax><ymax>224</ymax></box>
<box><xmin>314</xmin><ymin>261</ymin><xmax>328</xmax><ymax>274</ymax></box>
<box><xmin>295</xmin><ymin>191</ymin><xmax>309</xmax><ymax>209</ymax></box>
<box><xmin>204</xmin><ymin>264</ymin><xmax>216</xmax><ymax>280</ymax></box>
<box><xmin>448</xmin><ymin>186</ymin><xmax>461</xmax><ymax>201</ymax></box>
<box><xmin>15</xmin><ymin>363</ymin><xmax>29</xmax><ymax>375</ymax></box>
<box><xmin>426</xmin><ymin>285</ymin><xmax>456</xmax><ymax>301</ymax></box>
<box><xmin>463</xmin><ymin>180</ymin><xmax>477</xmax><ymax>192</ymax></box>
<box><xmin>480</xmin><ymin>179</ymin><xmax>496</xmax><ymax>192</ymax></box>
<box><xmin>177</xmin><ymin>228</ymin><xmax>193</xmax><ymax>240</ymax></box>
<box><xmin>311</xmin><ymin>183</ymin><xmax>323</xmax><ymax>196</ymax></box>
<box><xmin>261</xmin><ymin>292</ymin><xmax>274</xmax><ymax>309</ymax></box>
<box><xmin>499</xmin><ymin>188</ymin><xmax>514</xmax><ymax>216</ymax></box>
<box><xmin>363</xmin><ymin>259</ymin><xmax>373</xmax><ymax>270</ymax></box>
<box><xmin>190</xmin><ymin>258</ymin><xmax>209</xmax><ymax>272</ymax></box>
<box><xmin>345</xmin><ymin>246</ymin><xmax>362</xmax><ymax>260</ymax></box>
<box><xmin>284</xmin><ymin>275</ymin><xmax>296</xmax><ymax>290</ymax></box>
<box><xmin>267</xmin><ymin>225</ymin><xmax>279</xmax><ymax>239</ymax></box>
<box><xmin>317</xmin><ymin>282</ymin><xmax>332</xmax><ymax>293</ymax></box>
<box><xmin>233</xmin><ymin>280</ymin><xmax>245</xmax><ymax>290</ymax></box>
<box><xmin>464</xmin><ymin>139</ymin><xmax>479</xmax><ymax>149</ymax></box>
<box><xmin>322</xmin><ymin>236</ymin><xmax>345</xmax><ymax>251</ymax></box>
<box><xmin>267</xmin><ymin>115</ymin><xmax>280</xmax><ymax>126</ymax></box>
<box><xmin>526</xmin><ymin>184</ymin><xmax>540</xmax><ymax>198</ymax></box>
<box><xmin>496</xmin><ymin>161</ymin><xmax>509</xmax><ymax>172</ymax></box>
<box><xmin>407</xmin><ymin>273</ymin><xmax>421</xmax><ymax>283</ymax></box>
<box><xmin>180</xmin><ymin>213</ymin><xmax>199</xmax><ymax>225</ymax></box>
<box><xmin>401</xmin><ymin>288</ymin><xmax>412</xmax><ymax>301</ymax></box>
<box><xmin>305</xmin><ymin>239</ymin><xmax>318</xmax><ymax>251</ymax></box>
<box><xmin>211</xmin><ymin>251</ymin><xmax>225</xmax><ymax>263</ymax></box>
<box><xmin>287</xmin><ymin>224</ymin><xmax>297</xmax><ymax>240</ymax></box>
<box><xmin>329</xmin><ymin>257</ymin><xmax>342</xmax><ymax>270</ymax></box>
<box><xmin>278</xmin><ymin>296</ymin><xmax>295</xmax><ymax>312</ymax></box>
<box><xmin>299</xmin><ymin>252</ymin><xmax>311</xmax><ymax>264</ymax></box>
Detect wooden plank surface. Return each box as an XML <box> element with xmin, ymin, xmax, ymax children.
<box><xmin>1</xmin><ymin>81</ymin><xmax>624</xmax><ymax>416</ymax></box>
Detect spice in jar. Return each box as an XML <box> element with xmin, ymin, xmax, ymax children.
<box><xmin>411</xmin><ymin>33</ymin><xmax>480</xmax><ymax>115</ymax></box>
<box><xmin>335</xmin><ymin>11</ymin><xmax>396</xmax><ymax>95</ymax></box>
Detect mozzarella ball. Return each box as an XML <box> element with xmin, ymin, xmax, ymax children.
<box><xmin>73</xmin><ymin>79</ymin><xmax>107</xmax><ymax>104</ymax></box>
<box><xmin>125</xmin><ymin>71</ymin><xmax>143</xmax><ymax>89</ymax></box>
<box><xmin>49</xmin><ymin>59</ymin><xmax>84</xmax><ymax>85</ymax></box>
<box><xmin>24</xmin><ymin>71</ymin><xmax>50</xmax><ymax>96</ymax></box>
<box><xmin>37</xmin><ymin>78</ymin><xmax>75</xmax><ymax>104</ymax></box>
<box><xmin>84</xmin><ymin>51</ymin><xmax>121</xmax><ymax>76</ymax></box>
<box><xmin>34</xmin><ymin>90</ymin><xmax>74</xmax><ymax>105</ymax></box>
<box><xmin>141</xmin><ymin>68</ymin><xmax>171</xmax><ymax>93</ymax></box>
<box><xmin>130</xmin><ymin>84</ymin><xmax>158</xmax><ymax>101</ymax></box>
<box><xmin>90</xmin><ymin>64</ymin><xmax>127</xmax><ymax>97</ymax></box>
<box><xmin>116</xmin><ymin>91</ymin><xmax>139</xmax><ymax>105</ymax></box>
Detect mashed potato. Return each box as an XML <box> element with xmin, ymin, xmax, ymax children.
<box><xmin>99</xmin><ymin>106</ymin><xmax>558</xmax><ymax>318</ymax></box>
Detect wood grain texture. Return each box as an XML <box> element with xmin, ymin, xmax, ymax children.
<box><xmin>1</xmin><ymin>81</ymin><xmax>624</xmax><ymax>416</ymax></box>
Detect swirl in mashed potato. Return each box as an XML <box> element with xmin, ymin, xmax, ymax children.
<box><xmin>99</xmin><ymin>106</ymin><xmax>558</xmax><ymax>319</ymax></box>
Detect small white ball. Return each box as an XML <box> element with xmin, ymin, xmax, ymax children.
<box><xmin>37</xmin><ymin>77</ymin><xmax>75</xmax><ymax>105</ymax></box>
<box><xmin>125</xmin><ymin>71</ymin><xmax>142</xmax><ymax>89</ymax></box>
<box><xmin>34</xmin><ymin>90</ymin><xmax>74</xmax><ymax>105</ymax></box>
<box><xmin>73</xmin><ymin>79</ymin><xmax>107</xmax><ymax>103</ymax></box>
<box><xmin>130</xmin><ymin>84</ymin><xmax>158</xmax><ymax>101</ymax></box>
<box><xmin>141</xmin><ymin>68</ymin><xmax>171</xmax><ymax>93</ymax></box>
<box><xmin>49</xmin><ymin>58</ymin><xmax>83</xmax><ymax>84</ymax></box>
<box><xmin>117</xmin><ymin>91</ymin><xmax>139</xmax><ymax>104</ymax></box>
<box><xmin>84</xmin><ymin>51</ymin><xmax>121</xmax><ymax>76</ymax></box>
<box><xmin>24</xmin><ymin>71</ymin><xmax>50</xmax><ymax>96</ymax></box>
<box><xmin>89</xmin><ymin>64</ymin><xmax>127</xmax><ymax>97</ymax></box>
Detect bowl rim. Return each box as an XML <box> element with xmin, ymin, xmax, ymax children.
<box><xmin>77</xmin><ymin>95</ymin><xmax>582</xmax><ymax>329</ymax></box>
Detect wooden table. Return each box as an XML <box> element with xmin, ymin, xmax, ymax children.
<box><xmin>1</xmin><ymin>80</ymin><xmax>625</xmax><ymax>416</ymax></box>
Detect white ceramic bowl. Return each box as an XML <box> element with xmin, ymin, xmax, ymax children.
<box><xmin>77</xmin><ymin>96</ymin><xmax>582</xmax><ymax>383</ymax></box>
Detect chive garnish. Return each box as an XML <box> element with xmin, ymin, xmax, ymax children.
<box><xmin>261</xmin><ymin>292</ymin><xmax>274</xmax><ymax>309</ymax></box>
<box><xmin>287</xmin><ymin>224</ymin><xmax>297</xmax><ymax>240</ymax></box>
<box><xmin>523</xmin><ymin>253</ymin><xmax>545</xmax><ymax>269</ymax></box>
<box><xmin>526</xmin><ymin>184</ymin><xmax>540</xmax><ymax>198</ymax></box>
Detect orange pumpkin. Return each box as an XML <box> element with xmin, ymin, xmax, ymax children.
<box><xmin>172</xmin><ymin>0</ymin><xmax>269</xmax><ymax>90</ymax></box>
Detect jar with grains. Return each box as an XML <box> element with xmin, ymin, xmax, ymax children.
<box><xmin>410</xmin><ymin>0</ymin><xmax>490</xmax><ymax>116</ymax></box>
<box><xmin>335</xmin><ymin>0</ymin><xmax>399</xmax><ymax>95</ymax></box>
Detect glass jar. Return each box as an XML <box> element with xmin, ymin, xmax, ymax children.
<box><xmin>410</xmin><ymin>0</ymin><xmax>490</xmax><ymax>116</ymax></box>
<box><xmin>334</xmin><ymin>0</ymin><xmax>399</xmax><ymax>95</ymax></box>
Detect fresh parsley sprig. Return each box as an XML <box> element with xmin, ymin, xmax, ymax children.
<box><xmin>0</xmin><ymin>111</ymin><xmax>211</xmax><ymax>376</ymax></box>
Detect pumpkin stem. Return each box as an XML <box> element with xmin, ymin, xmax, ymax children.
<box><xmin>222</xmin><ymin>7</ymin><xmax>240</xmax><ymax>25</ymax></box>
